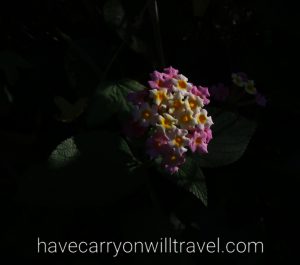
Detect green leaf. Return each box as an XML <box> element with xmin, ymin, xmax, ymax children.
<box><xmin>19</xmin><ymin>131</ymin><xmax>143</xmax><ymax>206</ymax></box>
<box><xmin>86</xmin><ymin>79</ymin><xmax>145</xmax><ymax>127</ymax></box>
<box><xmin>199</xmin><ymin>111</ymin><xmax>256</xmax><ymax>168</ymax></box>
<box><xmin>175</xmin><ymin>157</ymin><xmax>208</xmax><ymax>206</ymax></box>
<box><xmin>48</xmin><ymin>137</ymin><xmax>80</xmax><ymax>168</ymax></box>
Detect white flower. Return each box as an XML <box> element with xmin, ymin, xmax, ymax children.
<box><xmin>195</xmin><ymin>109</ymin><xmax>213</xmax><ymax>130</ymax></box>
<box><xmin>172</xmin><ymin>74</ymin><xmax>193</xmax><ymax>94</ymax></box>
<box><xmin>150</xmin><ymin>88</ymin><xmax>169</xmax><ymax>105</ymax></box>
<box><xmin>185</xmin><ymin>93</ymin><xmax>204</xmax><ymax>113</ymax></box>
<box><xmin>134</xmin><ymin>102</ymin><xmax>158</xmax><ymax>127</ymax></box>
<box><xmin>178</xmin><ymin>109</ymin><xmax>197</xmax><ymax>130</ymax></box>
<box><xmin>157</xmin><ymin>113</ymin><xmax>177</xmax><ymax>132</ymax></box>
<box><xmin>167</xmin><ymin>128</ymin><xmax>190</xmax><ymax>155</ymax></box>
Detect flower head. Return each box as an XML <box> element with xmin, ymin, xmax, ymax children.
<box><xmin>128</xmin><ymin>66</ymin><xmax>213</xmax><ymax>174</ymax></box>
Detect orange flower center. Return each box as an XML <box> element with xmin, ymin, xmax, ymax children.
<box><xmin>157</xmin><ymin>79</ymin><xmax>164</xmax><ymax>87</ymax></box>
<box><xmin>162</xmin><ymin>117</ymin><xmax>172</xmax><ymax>128</ymax></box>
<box><xmin>174</xmin><ymin>99</ymin><xmax>182</xmax><ymax>109</ymax></box>
<box><xmin>174</xmin><ymin>136</ymin><xmax>183</xmax><ymax>146</ymax></box>
<box><xmin>142</xmin><ymin>110</ymin><xmax>151</xmax><ymax>119</ymax></box>
<box><xmin>196</xmin><ymin>137</ymin><xmax>202</xmax><ymax>144</ymax></box>
<box><xmin>156</xmin><ymin>91</ymin><xmax>166</xmax><ymax>102</ymax></box>
<box><xmin>181</xmin><ymin>114</ymin><xmax>190</xmax><ymax>123</ymax></box>
<box><xmin>189</xmin><ymin>100</ymin><xmax>196</xmax><ymax>110</ymax></box>
<box><xmin>170</xmin><ymin>155</ymin><xmax>177</xmax><ymax>161</ymax></box>
<box><xmin>198</xmin><ymin>114</ymin><xmax>206</xmax><ymax>124</ymax></box>
<box><xmin>178</xmin><ymin>80</ymin><xmax>187</xmax><ymax>89</ymax></box>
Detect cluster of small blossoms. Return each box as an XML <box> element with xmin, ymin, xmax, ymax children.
<box><xmin>232</xmin><ymin>72</ymin><xmax>257</xmax><ymax>95</ymax></box>
<box><xmin>232</xmin><ymin>72</ymin><xmax>267</xmax><ymax>106</ymax></box>
<box><xmin>128</xmin><ymin>67</ymin><xmax>213</xmax><ymax>174</ymax></box>
<box><xmin>210</xmin><ymin>72</ymin><xmax>266</xmax><ymax>107</ymax></box>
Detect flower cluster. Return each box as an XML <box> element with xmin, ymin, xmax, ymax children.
<box><xmin>209</xmin><ymin>72</ymin><xmax>266</xmax><ymax>107</ymax></box>
<box><xmin>232</xmin><ymin>72</ymin><xmax>257</xmax><ymax>94</ymax></box>
<box><xmin>232</xmin><ymin>72</ymin><xmax>267</xmax><ymax>106</ymax></box>
<box><xmin>128</xmin><ymin>67</ymin><xmax>213</xmax><ymax>174</ymax></box>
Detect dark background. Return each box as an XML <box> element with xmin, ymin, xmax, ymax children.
<box><xmin>0</xmin><ymin>0</ymin><xmax>298</xmax><ymax>264</ymax></box>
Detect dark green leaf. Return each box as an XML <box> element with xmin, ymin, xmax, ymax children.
<box><xmin>86</xmin><ymin>79</ymin><xmax>145</xmax><ymax>127</ymax></box>
<box><xmin>199</xmin><ymin>111</ymin><xmax>256</xmax><ymax>168</ymax></box>
<box><xmin>176</xmin><ymin>157</ymin><xmax>208</xmax><ymax>206</ymax></box>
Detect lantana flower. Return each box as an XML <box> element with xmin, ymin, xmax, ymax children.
<box><xmin>167</xmin><ymin>128</ymin><xmax>190</xmax><ymax>155</ymax></box>
<box><xmin>230</xmin><ymin>72</ymin><xmax>267</xmax><ymax>106</ymax></box>
<box><xmin>157</xmin><ymin>113</ymin><xmax>177</xmax><ymax>132</ymax></box>
<box><xmin>189</xmin><ymin>129</ymin><xmax>209</xmax><ymax>154</ymax></box>
<box><xmin>168</xmin><ymin>91</ymin><xmax>185</xmax><ymax>116</ymax></box>
<box><xmin>195</xmin><ymin>109</ymin><xmax>213</xmax><ymax>130</ymax></box>
<box><xmin>150</xmin><ymin>88</ymin><xmax>169</xmax><ymax>106</ymax></box>
<box><xmin>128</xmin><ymin>66</ymin><xmax>214</xmax><ymax>174</ymax></box>
<box><xmin>134</xmin><ymin>102</ymin><xmax>158</xmax><ymax>127</ymax></box>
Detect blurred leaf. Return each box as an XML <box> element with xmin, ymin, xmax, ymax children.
<box><xmin>103</xmin><ymin>0</ymin><xmax>149</xmax><ymax>57</ymax></box>
<box><xmin>103</xmin><ymin>0</ymin><xmax>125</xmax><ymax>27</ymax></box>
<box><xmin>54</xmin><ymin>96</ymin><xmax>87</xmax><ymax>123</ymax></box>
<box><xmin>86</xmin><ymin>79</ymin><xmax>145</xmax><ymax>127</ymax></box>
<box><xmin>19</xmin><ymin>131</ymin><xmax>143</xmax><ymax>206</ymax></box>
<box><xmin>199</xmin><ymin>111</ymin><xmax>256</xmax><ymax>168</ymax></box>
<box><xmin>0</xmin><ymin>50</ymin><xmax>31</xmax><ymax>85</ymax></box>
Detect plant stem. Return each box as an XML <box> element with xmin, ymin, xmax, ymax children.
<box><xmin>148</xmin><ymin>0</ymin><xmax>165</xmax><ymax>68</ymax></box>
